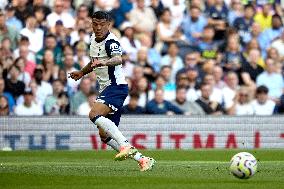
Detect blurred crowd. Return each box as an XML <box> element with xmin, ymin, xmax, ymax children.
<box><xmin>1</xmin><ymin>0</ymin><xmax>284</xmax><ymax>116</ymax></box>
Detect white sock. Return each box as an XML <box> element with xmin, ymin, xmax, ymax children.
<box><xmin>94</xmin><ymin>116</ymin><xmax>130</xmax><ymax>146</ymax></box>
<box><xmin>133</xmin><ymin>152</ymin><xmax>144</xmax><ymax>162</ymax></box>
<box><xmin>106</xmin><ymin>139</ymin><xmax>120</xmax><ymax>152</ymax></box>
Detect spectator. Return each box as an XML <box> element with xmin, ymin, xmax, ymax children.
<box><xmin>120</xmin><ymin>22</ymin><xmax>141</xmax><ymax>62</ymax></box>
<box><xmin>74</xmin><ymin>41</ymin><xmax>90</xmax><ymax>69</ymax></box>
<box><xmin>14</xmin><ymin>88</ymin><xmax>43</xmax><ymax>116</ymax></box>
<box><xmin>0</xmin><ymin>11</ymin><xmax>20</xmax><ymax>50</ymax></box>
<box><xmin>13</xmin><ymin>36</ymin><xmax>36</xmax><ymax>62</ymax></box>
<box><xmin>58</xmin><ymin>68</ymin><xmax>72</xmax><ymax>96</ymax></box>
<box><xmin>185</xmin><ymin>67</ymin><xmax>200</xmax><ymax>101</ymax></box>
<box><xmin>254</xmin><ymin>3</ymin><xmax>272</xmax><ymax>31</ymax></box>
<box><xmin>14</xmin><ymin>57</ymin><xmax>31</xmax><ymax>87</ymax></box>
<box><xmin>41</xmin><ymin>49</ymin><xmax>59</xmax><ymax>82</ymax></box>
<box><xmin>53</xmin><ymin>20</ymin><xmax>71</xmax><ymax>48</ymax></box>
<box><xmin>44</xmin><ymin>79</ymin><xmax>70</xmax><ymax>115</ymax></box>
<box><xmin>233</xmin><ymin>4</ymin><xmax>255</xmax><ymax>45</ymax></box>
<box><xmin>1</xmin><ymin>37</ymin><xmax>13</xmax><ymax>59</ymax></box>
<box><xmin>213</xmin><ymin>65</ymin><xmax>226</xmax><ymax>89</ymax></box>
<box><xmin>146</xmin><ymin>88</ymin><xmax>183</xmax><ymax>115</ymax></box>
<box><xmin>122</xmin><ymin>92</ymin><xmax>145</xmax><ymax>114</ymax></box>
<box><xmin>4</xmin><ymin>65</ymin><xmax>25</xmax><ymax>100</ymax></box>
<box><xmin>70</xmin><ymin>77</ymin><xmax>91</xmax><ymax>114</ymax></box>
<box><xmin>156</xmin><ymin>8</ymin><xmax>180</xmax><ymax>53</ymax></box>
<box><xmin>256</xmin><ymin>58</ymin><xmax>284</xmax><ymax>100</ymax></box>
<box><xmin>171</xmin><ymin>87</ymin><xmax>205</xmax><ymax>115</ymax></box>
<box><xmin>240</xmin><ymin>48</ymin><xmax>264</xmax><ymax>87</ymax></box>
<box><xmin>33</xmin><ymin>67</ymin><xmax>53</xmax><ymax>106</ymax></box>
<box><xmin>197</xmin><ymin>25</ymin><xmax>220</xmax><ymax>60</ymax></box>
<box><xmin>70</xmin><ymin>19</ymin><xmax>90</xmax><ymax>46</ymax></box>
<box><xmin>36</xmin><ymin>34</ymin><xmax>62</xmax><ymax>66</ymax></box>
<box><xmin>20</xmin><ymin>16</ymin><xmax>44</xmax><ymax>53</ymax></box>
<box><xmin>18</xmin><ymin>45</ymin><xmax>36</xmax><ymax>78</ymax></box>
<box><xmin>195</xmin><ymin>82</ymin><xmax>224</xmax><ymax>115</ymax></box>
<box><xmin>5</xmin><ymin>4</ymin><xmax>23</xmax><ymax>32</ymax></box>
<box><xmin>76</xmin><ymin>91</ymin><xmax>98</xmax><ymax>116</ymax></box>
<box><xmin>64</xmin><ymin>54</ymin><xmax>80</xmax><ymax>93</ymax></box>
<box><xmin>168</xmin><ymin>0</ymin><xmax>186</xmax><ymax>28</ymax></box>
<box><xmin>14</xmin><ymin>0</ymin><xmax>33</xmax><ymax>26</ymax></box>
<box><xmin>222</xmin><ymin>71</ymin><xmax>240</xmax><ymax>110</ymax></box>
<box><xmin>32</xmin><ymin>0</ymin><xmax>51</xmax><ymax>18</ymax></box>
<box><xmin>259</xmin><ymin>14</ymin><xmax>283</xmax><ymax>53</ymax></box>
<box><xmin>46</xmin><ymin>0</ymin><xmax>75</xmax><ymax>29</ymax></box>
<box><xmin>149</xmin><ymin>0</ymin><xmax>164</xmax><ymax>19</ymax></box>
<box><xmin>129</xmin><ymin>0</ymin><xmax>157</xmax><ymax>34</ymax></box>
<box><xmin>135</xmin><ymin>76</ymin><xmax>151</xmax><ymax>107</ymax></box>
<box><xmin>222</xmin><ymin>35</ymin><xmax>242</xmax><ymax>72</ymax></box>
<box><xmin>251</xmin><ymin>85</ymin><xmax>276</xmax><ymax>115</ymax></box>
<box><xmin>139</xmin><ymin>33</ymin><xmax>161</xmax><ymax>72</ymax></box>
<box><xmin>227</xmin><ymin>86</ymin><xmax>254</xmax><ymax>115</ymax></box>
<box><xmin>227</xmin><ymin>0</ymin><xmax>243</xmax><ymax>26</ymax></box>
<box><xmin>130</xmin><ymin>65</ymin><xmax>144</xmax><ymax>92</ymax></box>
<box><xmin>136</xmin><ymin>47</ymin><xmax>156</xmax><ymax>82</ymax></box>
<box><xmin>0</xmin><ymin>95</ymin><xmax>10</xmax><ymax>116</ymax></box>
<box><xmin>0</xmin><ymin>78</ymin><xmax>15</xmax><ymax>112</ymax></box>
<box><xmin>244</xmin><ymin>22</ymin><xmax>262</xmax><ymax>45</ymax></box>
<box><xmin>206</xmin><ymin>0</ymin><xmax>228</xmax><ymax>40</ymax></box>
<box><xmin>181</xmin><ymin>6</ymin><xmax>207</xmax><ymax>43</ymax></box>
<box><xmin>160</xmin><ymin>43</ymin><xmax>184</xmax><ymax>83</ymax></box>
<box><xmin>111</xmin><ymin>0</ymin><xmax>133</xmax><ymax>28</ymax></box>
<box><xmin>270</xmin><ymin>30</ymin><xmax>284</xmax><ymax>60</ymax></box>
<box><xmin>202</xmin><ymin>73</ymin><xmax>223</xmax><ymax>104</ymax></box>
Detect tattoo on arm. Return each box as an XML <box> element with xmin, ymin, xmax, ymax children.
<box><xmin>105</xmin><ymin>55</ymin><xmax>122</xmax><ymax>66</ymax></box>
<box><xmin>81</xmin><ymin>62</ymin><xmax>93</xmax><ymax>75</ymax></box>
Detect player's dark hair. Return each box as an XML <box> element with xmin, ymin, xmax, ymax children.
<box><xmin>92</xmin><ymin>11</ymin><xmax>112</xmax><ymax>22</ymax></box>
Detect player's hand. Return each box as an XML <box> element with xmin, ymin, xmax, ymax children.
<box><xmin>68</xmin><ymin>71</ymin><xmax>84</xmax><ymax>81</ymax></box>
<box><xmin>91</xmin><ymin>58</ymin><xmax>105</xmax><ymax>68</ymax></box>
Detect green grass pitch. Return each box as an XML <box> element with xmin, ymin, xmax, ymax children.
<box><xmin>0</xmin><ymin>150</ymin><xmax>284</xmax><ymax>189</ymax></box>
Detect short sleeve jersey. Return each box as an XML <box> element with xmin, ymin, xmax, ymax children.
<box><xmin>89</xmin><ymin>32</ymin><xmax>127</xmax><ymax>92</ymax></box>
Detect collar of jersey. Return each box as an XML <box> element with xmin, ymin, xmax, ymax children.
<box><xmin>95</xmin><ymin>32</ymin><xmax>110</xmax><ymax>43</ymax></box>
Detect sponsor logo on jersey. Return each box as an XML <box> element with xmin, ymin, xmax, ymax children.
<box><xmin>110</xmin><ymin>42</ymin><xmax>122</xmax><ymax>54</ymax></box>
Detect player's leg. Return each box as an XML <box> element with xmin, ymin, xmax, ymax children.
<box><xmin>89</xmin><ymin>102</ymin><xmax>131</xmax><ymax>147</ymax></box>
<box><xmin>104</xmin><ymin>111</ymin><xmax>156</xmax><ymax>171</ymax></box>
<box><xmin>99</xmin><ymin>128</ymin><xmax>120</xmax><ymax>152</ymax></box>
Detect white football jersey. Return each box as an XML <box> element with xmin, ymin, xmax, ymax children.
<box><xmin>90</xmin><ymin>32</ymin><xmax>127</xmax><ymax>92</ymax></box>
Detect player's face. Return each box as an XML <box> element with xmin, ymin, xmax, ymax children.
<box><xmin>92</xmin><ymin>18</ymin><xmax>110</xmax><ymax>40</ymax></box>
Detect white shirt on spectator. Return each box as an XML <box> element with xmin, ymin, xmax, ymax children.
<box><xmin>47</xmin><ymin>12</ymin><xmax>75</xmax><ymax>28</ymax></box>
<box><xmin>222</xmin><ymin>86</ymin><xmax>237</xmax><ymax>109</ymax></box>
<box><xmin>235</xmin><ymin>103</ymin><xmax>254</xmax><ymax>115</ymax></box>
<box><xmin>270</xmin><ymin>39</ymin><xmax>284</xmax><ymax>57</ymax></box>
<box><xmin>20</xmin><ymin>28</ymin><xmax>44</xmax><ymax>53</ymax></box>
<box><xmin>120</xmin><ymin>36</ymin><xmax>141</xmax><ymax>62</ymax></box>
<box><xmin>251</xmin><ymin>99</ymin><xmax>275</xmax><ymax>115</ymax></box>
<box><xmin>13</xmin><ymin>49</ymin><xmax>36</xmax><ymax>62</ymax></box>
<box><xmin>70</xmin><ymin>31</ymin><xmax>90</xmax><ymax>46</ymax></box>
<box><xmin>76</xmin><ymin>102</ymin><xmax>91</xmax><ymax>115</ymax></box>
<box><xmin>186</xmin><ymin>88</ymin><xmax>199</xmax><ymax>102</ymax></box>
<box><xmin>168</xmin><ymin>1</ymin><xmax>186</xmax><ymax>28</ymax></box>
<box><xmin>37</xmin><ymin>81</ymin><xmax>53</xmax><ymax>106</ymax></box>
<box><xmin>14</xmin><ymin>102</ymin><xmax>43</xmax><ymax>116</ymax></box>
<box><xmin>66</xmin><ymin>67</ymin><xmax>81</xmax><ymax>93</ymax></box>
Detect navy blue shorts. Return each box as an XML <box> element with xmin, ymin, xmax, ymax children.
<box><xmin>96</xmin><ymin>84</ymin><xmax>128</xmax><ymax>126</ymax></box>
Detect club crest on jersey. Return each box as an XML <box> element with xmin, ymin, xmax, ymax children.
<box><xmin>110</xmin><ymin>43</ymin><xmax>122</xmax><ymax>54</ymax></box>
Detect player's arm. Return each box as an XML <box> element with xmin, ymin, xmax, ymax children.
<box><xmin>68</xmin><ymin>61</ymin><xmax>93</xmax><ymax>81</ymax></box>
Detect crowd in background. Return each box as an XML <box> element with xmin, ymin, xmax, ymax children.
<box><xmin>1</xmin><ymin>0</ymin><xmax>284</xmax><ymax>116</ymax></box>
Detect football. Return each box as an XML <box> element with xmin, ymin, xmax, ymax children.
<box><xmin>229</xmin><ymin>152</ymin><xmax>258</xmax><ymax>179</ymax></box>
